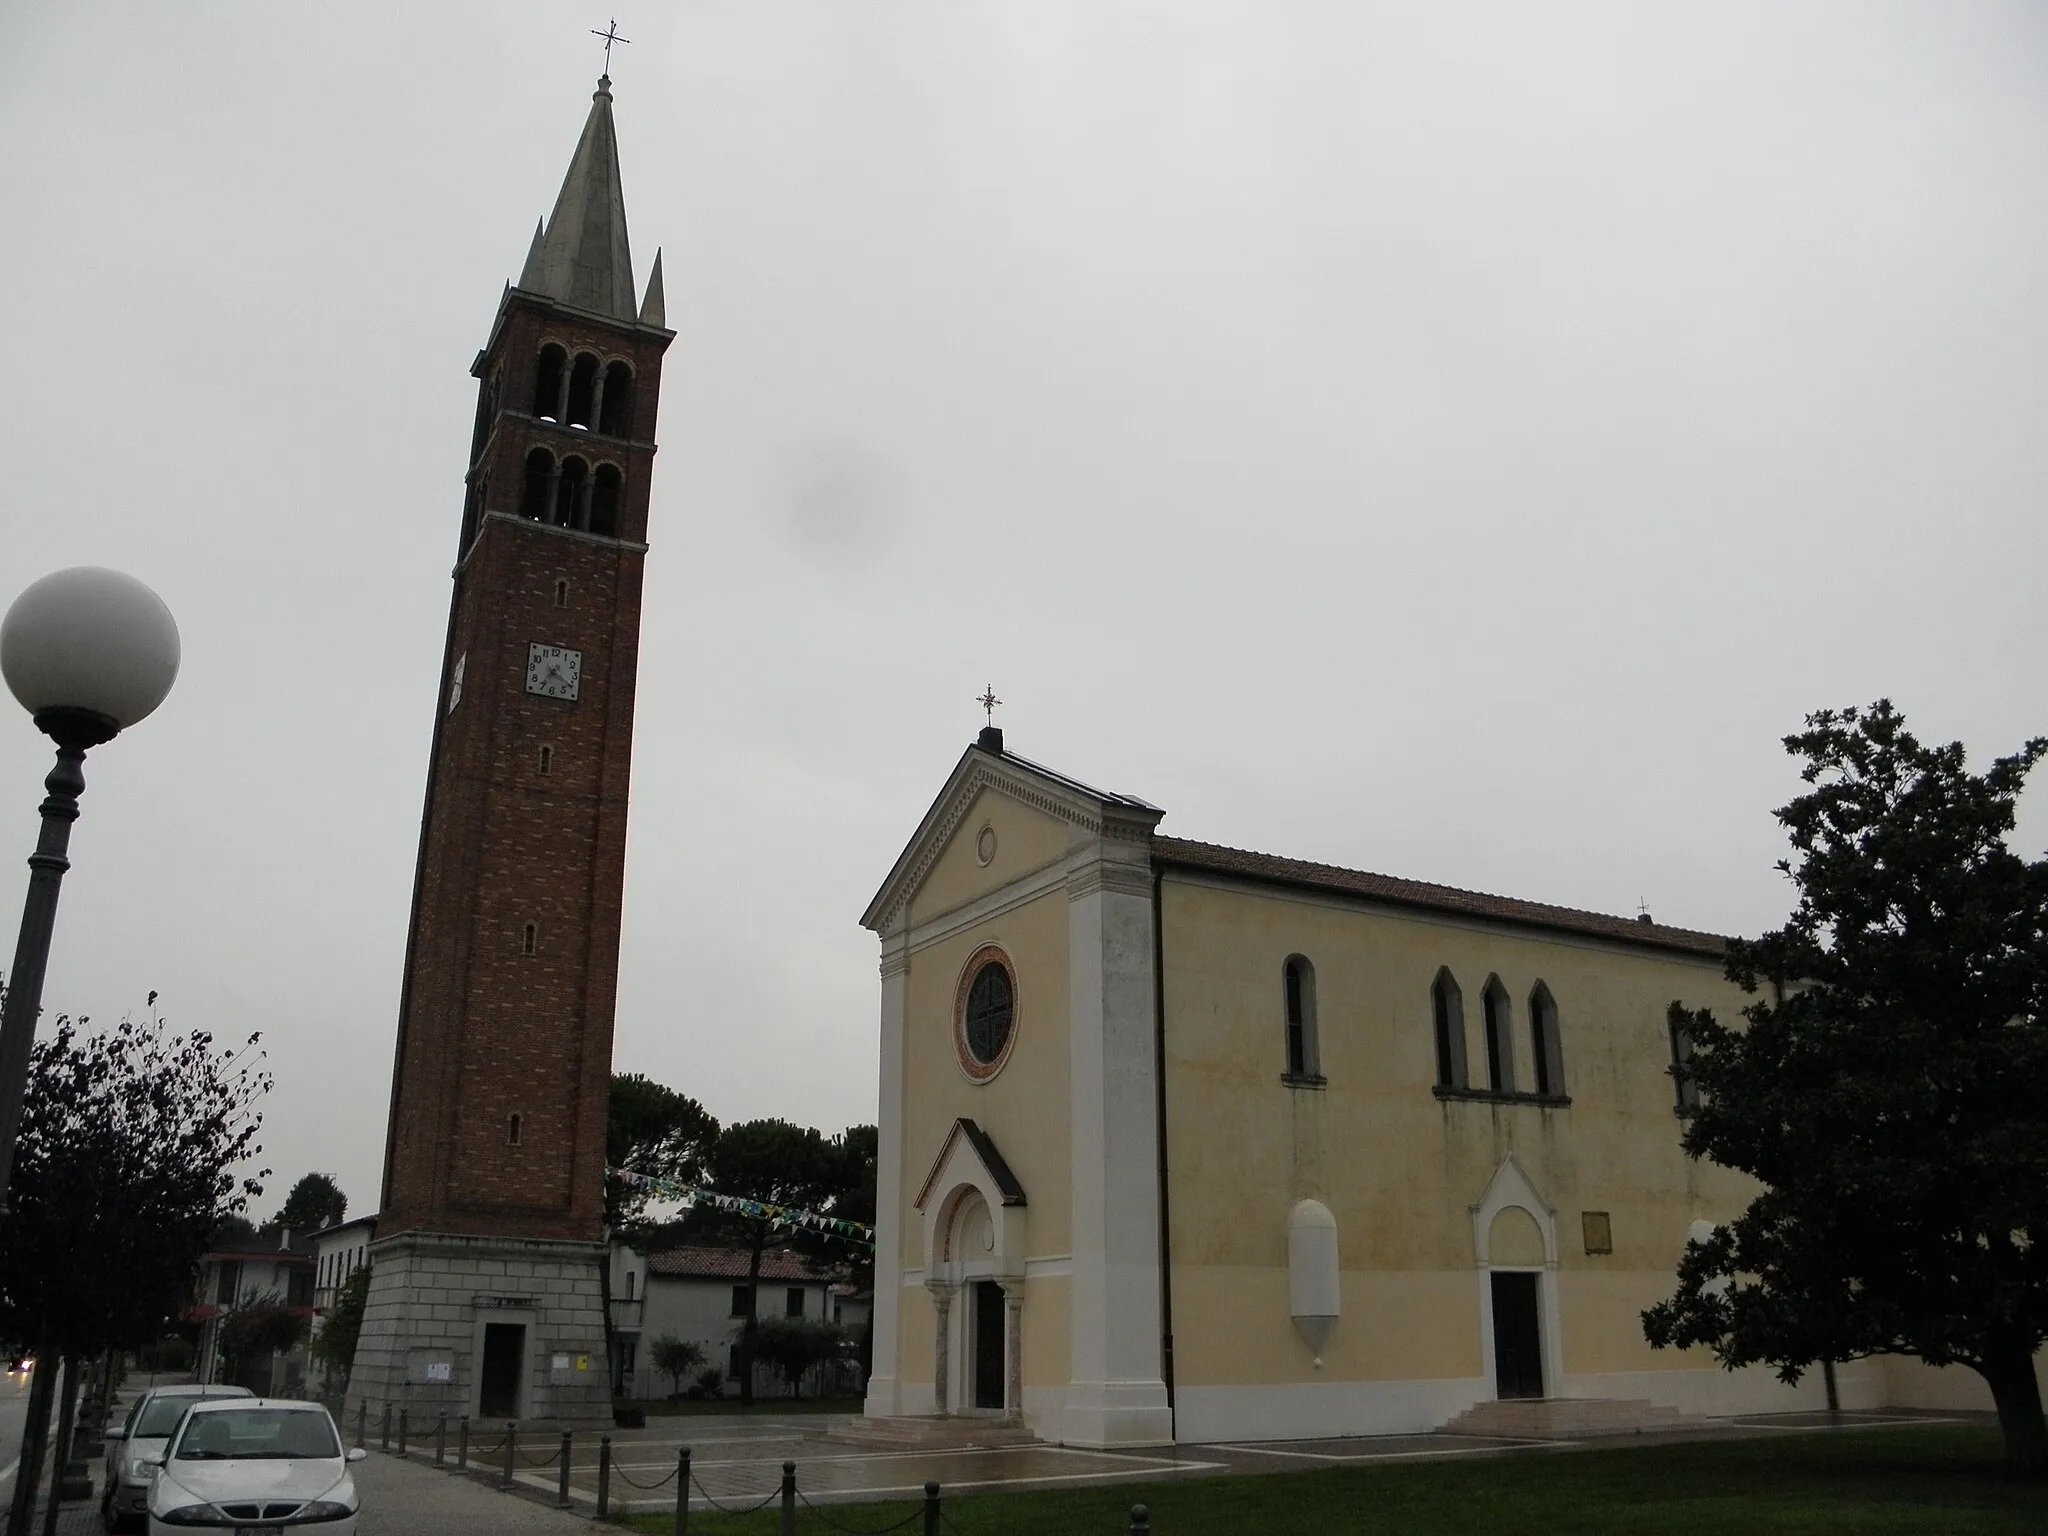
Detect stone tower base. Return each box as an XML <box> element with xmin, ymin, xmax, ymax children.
<box><xmin>346</xmin><ymin>1230</ymin><xmax>613</xmax><ymax>1431</ymax></box>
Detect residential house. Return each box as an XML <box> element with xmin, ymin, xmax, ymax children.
<box><xmin>189</xmin><ymin>1232</ymin><xmax>316</xmax><ymax>1394</ymax></box>
<box><xmin>608</xmin><ymin>1244</ymin><xmax>852</xmax><ymax>1401</ymax></box>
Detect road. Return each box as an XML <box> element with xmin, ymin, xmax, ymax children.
<box><xmin>0</xmin><ymin>1365</ymin><xmax>36</xmax><ymax>1497</ymax></box>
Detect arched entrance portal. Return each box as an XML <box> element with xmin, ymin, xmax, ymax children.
<box><xmin>915</xmin><ymin>1118</ymin><xmax>1028</xmax><ymax>1421</ymax></box>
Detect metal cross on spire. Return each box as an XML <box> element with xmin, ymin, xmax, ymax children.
<box><xmin>591</xmin><ymin>18</ymin><xmax>631</xmax><ymax>77</ymax></box>
<box><xmin>978</xmin><ymin>685</ymin><xmax>1002</xmax><ymax>725</ymax></box>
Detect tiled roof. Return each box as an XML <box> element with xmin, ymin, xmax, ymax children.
<box><xmin>1152</xmin><ymin>836</ymin><xmax>1728</xmax><ymax>959</ymax></box>
<box><xmin>643</xmin><ymin>1246</ymin><xmax>833</xmax><ymax>1282</ymax></box>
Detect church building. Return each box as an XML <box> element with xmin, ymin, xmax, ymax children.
<box><xmin>861</xmin><ymin>728</ymin><xmax>1998</xmax><ymax>1446</ymax></box>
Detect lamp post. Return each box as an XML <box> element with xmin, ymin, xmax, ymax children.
<box><xmin>0</xmin><ymin>568</ymin><xmax>180</xmax><ymax>1211</ymax></box>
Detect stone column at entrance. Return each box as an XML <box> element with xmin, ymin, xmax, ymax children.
<box><xmin>1000</xmin><ymin>1281</ymin><xmax>1023</xmax><ymax>1423</ymax></box>
<box><xmin>927</xmin><ymin>1281</ymin><xmax>957</xmax><ymax>1415</ymax></box>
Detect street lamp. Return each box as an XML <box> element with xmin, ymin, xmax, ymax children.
<box><xmin>0</xmin><ymin>568</ymin><xmax>180</xmax><ymax>1210</ymax></box>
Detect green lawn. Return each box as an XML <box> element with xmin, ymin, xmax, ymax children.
<box><xmin>623</xmin><ymin>1427</ymin><xmax>2045</xmax><ymax>1535</ymax></box>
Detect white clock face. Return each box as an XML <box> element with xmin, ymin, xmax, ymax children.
<box><xmin>525</xmin><ymin>643</ymin><xmax>582</xmax><ymax>701</ymax></box>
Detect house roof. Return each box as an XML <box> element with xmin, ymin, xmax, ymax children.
<box><xmin>1152</xmin><ymin>836</ymin><xmax>1727</xmax><ymax>959</ymax></box>
<box><xmin>643</xmin><ymin>1246</ymin><xmax>834</xmax><ymax>1283</ymax></box>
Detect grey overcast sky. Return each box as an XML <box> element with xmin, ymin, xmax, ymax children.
<box><xmin>0</xmin><ymin>2</ymin><xmax>2043</xmax><ymax>1221</ymax></box>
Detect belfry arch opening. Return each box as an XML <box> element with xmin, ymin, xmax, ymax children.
<box><xmin>566</xmin><ymin>353</ymin><xmax>599</xmax><ymax>427</ymax></box>
<box><xmin>599</xmin><ymin>361</ymin><xmax>633</xmax><ymax>435</ymax></box>
<box><xmin>589</xmin><ymin>465</ymin><xmax>623</xmax><ymax>537</ymax></box>
<box><xmin>520</xmin><ymin>448</ymin><xmax>554</xmax><ymax>522</ymax></box>
<box><xmin>533</xmin><ymin>344</ymin><xmax>567</xmax><ymax>419</ymax></box>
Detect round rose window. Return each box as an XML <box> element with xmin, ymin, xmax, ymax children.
<box><xmin>955</xmin><ymin>946</ymin><xmax>1018</xmax><ymax>1080</ymax></box>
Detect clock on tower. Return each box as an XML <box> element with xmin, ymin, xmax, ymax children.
<box><xmin>348</xmin><ymin>72</ymin><xmax>672</xmax><ymax>1431</ymax></box>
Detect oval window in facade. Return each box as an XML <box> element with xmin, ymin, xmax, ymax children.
<box><xmin>955</xmin><ymin>945</ymin><xmax>1019</xmax><ymax>1081</ymax></box>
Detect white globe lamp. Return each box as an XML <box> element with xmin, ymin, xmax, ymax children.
<box><xmin>0</xmin><ymin>567</ymin><xmax>181</xmax><ymax>1210</ymax></box>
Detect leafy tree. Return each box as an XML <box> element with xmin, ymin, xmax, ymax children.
<box><xmin>311</xmin><ymin>1266</ymin><xmax>369</xmax><ymax>1386</ymax></box>
<box><xmin>210</xmin><ymin>1213</ymin><xmax>259</xmax><ymax>1250</ymax></box>
<box><xmin>749</xmin><ymin>1317</ymin><xmax>847</xmax><ymax>1398</ymax></box>
<box><xmin>0</xmin><ymin>999</ymin><xmax>269</xmax><ymax>1525</ymax></box>
<box><xmin>600</xmin><ymin>1073</ymin><xmax>718</xmax><ymax>1383</ymax></box>
<box><xmin>1642</xmin><ymin>702</ymin><xmax>2048</xmax><ymax>1477</ymax></box>
<box><xmin>272</xmin><ymin>1172</ymin><xmax>346</xmax><ymax>1234</ymax></box>
<box><xmin>687</xmin><ymin>1119</ymin><xmax>842</xmax><ymax>1404</ymax></box>
<box><xmin>647</xmin><ymin>1334</ymin><xmax>704</xmax><ymax>1398</ymax></box>
<box><xmin>218</xmin><ymin>1297</ymin><xmax>309</xmax><ymax>1391</ymax></box>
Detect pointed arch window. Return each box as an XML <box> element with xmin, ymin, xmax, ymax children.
<box><xmin>533</xmin><ymin>345</ymin><xmax>567</xmax><ymax>420</ymax></box>
<box><xmin>1670</xmin><ymin>1018</ymin><xmax>1701</xmax><ymax>1113</ymax></box>
<box><xmin>1529</xmin><ymin>982</ymin><xmax>1564</xmax><ymax>1098</ymax></box>
<box><xmin>1432</xmin><ymin>968</ymin><xmax>1467</xmax><ymax>1089</ymax></box>
<box><xmin>1482</xmin><ymin>976</ymin><xmax>1515</xmax><ymax>1093</ymax></box>
<box><xmin>1283</xmin><ymin>955</ymin><xmax>1321</xmax><ymax>1083</ymax></box>
<box><xmin>598</xmin><ymin>361</ymin><xmax>634</xmax><ymax>436</ymax></box>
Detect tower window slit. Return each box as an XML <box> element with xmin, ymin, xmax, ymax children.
<box><xmin>538</xmin><ymin>746</ymin><xmax>552</xmax><ymax>775</ymax></box>
<box><xmin>522</xmin><ymin>922</ymin><xmax>537</xmax><ymax>955</ymax></box>
<box><xmin>507</xmin><ymin>1113</ymin><xmax>522</xmax><ymax>1146</ymax></box>
<box><xmin>554</xmin><ymin>578</ymin><xmax>569</xmax><ymax>607</ymax></box>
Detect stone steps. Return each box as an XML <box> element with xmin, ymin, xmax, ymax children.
<box><xmin>816</xmin><ymin>1416</ymin><xmax>1040</xmax><ymax>1452</ymax></box>
<box><xmin>1442</xmin><ymin>1397</ymin><xmax>1704</xmax><ymax>1440</ymax></box>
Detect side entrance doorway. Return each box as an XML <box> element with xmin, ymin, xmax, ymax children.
<box><xmin>480</xmin><ymin>1322</ymin><xmax>525</xmax><ymax>1419</ymax></box>
<box><xmin>1491</xmin><ymin>1272</ymin><xmax>1544</xmax><ymax>1399</ymax></box>
<box><xmin>971</xmin><ymin>1281</ymin><xmax>1004</xmax><ymax>1410</ymax></box>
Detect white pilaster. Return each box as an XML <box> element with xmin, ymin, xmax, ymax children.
<box><xmin>863</xmin><ymin>936</ymin><xmax>908</xmax><ymax>1418</ymax></box>
<box><xmin>1066</xmin><ymin>845</ymin><xmax>1173</xmax><ymax>1446</ymax></box>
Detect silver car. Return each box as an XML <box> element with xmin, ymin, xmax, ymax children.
<box><xmin>145</xmin><ymin>1398</ymin><xmax>363</xmax><ymax>1536</ymax></box>
<box><xmin>102</xmin><ymin>1383</ymin><xmax>253</xmax><ymax>1532</ymax></box>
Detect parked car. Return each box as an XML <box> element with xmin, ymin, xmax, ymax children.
<box><xmin>103</xmin><ymin>1383</ymin><xmax>255</xmax><ymax>1532</ymax></box>
<box><xmin>145</xmin><ymin>1398</ymin><xmax>363</xmax><ymax>1536</ymax></box>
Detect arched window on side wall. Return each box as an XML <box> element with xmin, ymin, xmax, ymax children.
<box><xmin>1432</xmin><ymin>968</ymin><xmax>1467</xmax><ymax>1089</ymax></box>
<box><xmin>1529</xmin><ymin>982</ymin><xmax>1564</xmax><ymax>1097</ymax></box>
<box><xmin>1283</xmin><ymin>955</ymin><xmax>1320</xmax><ymax>1081</ymax></box>
<box><xmin>599</xmin><ymin>361</ymin><xmax>633</xmax><ymax>436</ymax></box>
<box><xmin>1482</xmin><ymin>976</ymin><xmax>1515</xmax><ymax>1093</ymax></box>
<box><xmin>589</xmin><ymin>464</ymin><xmax>623</xmax><ymax>538</ymax></box>
<box><xmin>555</xmin><ymin>457</ymin><xmax>588</xmax><ymax>528</ymax></box>
<box><xmin>533</xmin><ymin>344</ymin><xmax>567</xmax><ymax>419</ymax></box>
<box><xmin>1670</xmin><ymin>1018</ymin><xmax>1700</xmax><ymax>1112</ymax></box>
<box><xmin>519</xmin><ymin>447</ymin><xmax>554</xmax><ymax>522</ymax></box>
<box><xmin>566</xmin><ymin>352</ymin><xmax>599</xmax><ymax>427</ymax></box>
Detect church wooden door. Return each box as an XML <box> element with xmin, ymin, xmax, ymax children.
<box><xmin>972</xmin><ymin>1281</ymin><xmax>1005</xmax><ymax>1410</ymax></box>
<box><xmin>1491</xmin><ymin>1272</ymin><xmax>1544</xmax><ymax>1399</ymax></box>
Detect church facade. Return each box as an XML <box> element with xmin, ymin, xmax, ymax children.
<box><xmin>862</xmin><ymin>729</ymin><xmax>1997</xmax><ymax>1446</ymax></box>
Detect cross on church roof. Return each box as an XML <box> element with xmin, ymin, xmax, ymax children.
<box><xmin>591</xmin><ymin>18</ymin><xmax>631</xmax><ymax>77</ymax></box>
<box><xmin>978</xmin><ymin>686</ymin><xmax>1002</xmax><ymax>725</ymax></box>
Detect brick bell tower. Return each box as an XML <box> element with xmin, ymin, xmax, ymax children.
<box><xmin>349</xmin><ymin>73</ymin><xmax>671</xmax><ymax>1429</ymax></box>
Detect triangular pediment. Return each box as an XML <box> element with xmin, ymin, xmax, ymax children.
<box><xmin>914</xmin><ymin>1117</ymin><xmax>1027</xmax><ymax>1211</ymax></box>
<box><xmin>861</xmin><ymin>738</ymin><xmax>1162</xmax><ymax>934</ymax></box>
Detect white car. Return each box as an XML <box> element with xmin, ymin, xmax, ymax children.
<box><xmin>145</xmin><ymin>1398</ymin><xmax>364</xmax><ymax>1535</ymax></box>
<box><xmin>104</xmin><ymin>1384</ymin><xmax>254</xmax><ymax>1532</ymax></box>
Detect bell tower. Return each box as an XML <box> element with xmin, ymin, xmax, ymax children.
<box><xmin>349</xmin><ymin>74</ymin><xmax>671</xmax><ymax>1429</ymax></box>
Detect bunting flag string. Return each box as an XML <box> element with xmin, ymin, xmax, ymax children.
<box><xmin>609</xmin><ymin>1168</ymin><xmax>876</xmax><ymax>1252</ymax></box>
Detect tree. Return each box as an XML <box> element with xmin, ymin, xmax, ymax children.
<box><xmin>647</xmin><ymin>1334</ymin><xmax>704</xmax><ymax>1398</ymax></box>
<box><xmin>687</xmin><ymin>1120</ymin><xmax>842</xmax><ymax>1404</ymax></box>
<box><xmin>272</xmin><ymin>1172</ymin><xmax>346</xmax><ymax>1234</ymax></box>
<box><xmin>217</xmin><ymin>1297</ymin><xmax>310</xmax><ymax>1392</ymax></box>
<box><xmin>749</xmin><ymin>1318</ymin><xmax>847</xmax><ymax>1399</ymax></box>
<box><xmin>0</xmin><ymin>998</ymin><xmax>270</xmax><ymax>1528</ymax></box>
<box><xmin>311</xmin><ymin>1266</ymin><xmax>369</xmax><ymax>1388</ymax></box>
<box><xmin>1641</xmin><ymin>702</ymin><xmax>2048</xmax><ymax>1476</ymax></box>
<box><xmin>600</xmin><ymin>1073</ymin><xmax>718</xmax><ymax>1388</ymax></box>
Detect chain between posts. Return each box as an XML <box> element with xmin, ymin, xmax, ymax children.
<box><xmin>794</xmin><ymin>1487</ymin><xmax>927</xmax><ymax>1535</ymax></box>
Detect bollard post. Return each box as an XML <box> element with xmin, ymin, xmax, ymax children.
<box><xmin>556</xmin><ymin>1430</ymin><xmax>573</xmax><ymax>1508</ymax></box>
<box><xmin>596</xmin><ymin>1435</ymin><xmax>612</xmax><ymax>1520</ymax></box>
<box><xmin>1129</xmin><ymin>1504</ymin><xmax>1152</xmax><ymax>1535</ymax></box>
<box><xmin>674</xmin><ymin>1447</ymin><xmax>691</xmax><ymax>1536</ymax></box>
<box><xmin>434</xmin><ymin>1414</ymin><xmax>447</xmax><ymax>1468</ymax></box>
<box><xmin>922</xmin><ymin>1480</ymin><xmax>941</xmax><ymax>1536</ymax></box>
<box><xmin>380</xmin><ymin>1404</ymin><xmax>391</xmax><ymax>1452</ymax></box>
<box><xmin>355</xmin><ymin>1401</ymin><xmax>366</xmax><ymax>1451</ymax></box>
<box><xmin>456</xmin><ymin>1416</ymin><xmax>469</xmax><ymax>1472</ymax></box>
<box><xmin>503</xmin><ymin>1422</ymin><xmax>517</xmax><ymax>1487</ymax></box>
<box><xmin>397</xmin><ymin>1409</ymin><xmax>408</xmax><ymax>1457</ymax></box>
<box><xmin>780</xmin><ymin>1460</ymin><xmax>797</xmax><ymax>1536</ymax></box>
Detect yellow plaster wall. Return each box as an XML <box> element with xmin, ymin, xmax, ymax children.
<box><xmin>1022</xmin><ymin>1276</ymin><xmax>1071</xmax><ymax>1389</ymax></box>
<box><xmin>1174</xmin><ymin>1265</ymin><xmax>1484</xmax><ymax>1385</ymax></box>
<box><xmin>909</xmin><ymin>789</ymin><xmax>1072</xmax><ymax>928</ymax></box>
<box><xmin>1161</xmin><ymin>874</ymin><xmax>1762</xmax><ymax>1390</ymax></box>
<box><xmin>899</xmin><ymin>1283</ymin><xmax>934</xmax><ymax>1386</ymax></box>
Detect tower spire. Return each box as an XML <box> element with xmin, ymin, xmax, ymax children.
<box><xmin>522</xmin><ymin>76</ymin><xmax>637</xmax><ymax>320</ymax></box>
